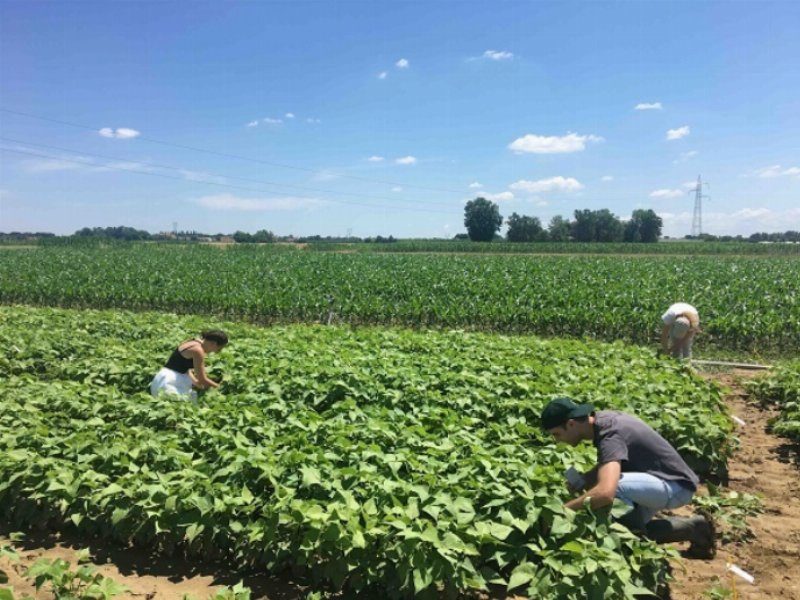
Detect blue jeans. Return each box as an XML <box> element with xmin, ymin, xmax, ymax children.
<box><xmin>615</xmin><ymin>472</ymin><xmax>695</xmax><ymax>530</ymax></box>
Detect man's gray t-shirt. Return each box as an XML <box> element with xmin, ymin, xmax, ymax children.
<box><xmin>593</xmin><ymin>411</ymin><xmax>699</xmax><ymax>490</ymax></box>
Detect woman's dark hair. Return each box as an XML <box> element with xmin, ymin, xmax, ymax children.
<box><xmin>201</xmin><ymin>329</ymin><xmax>229</xmax><ymax>347</ymax></box>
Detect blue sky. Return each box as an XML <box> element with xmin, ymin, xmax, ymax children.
<box><xmin>1</xmin><ymin>1</ymin><xmax>798</xmax><ymax>238</ymax></box>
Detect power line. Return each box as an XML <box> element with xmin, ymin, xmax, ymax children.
<box><xmin>0</xmin><ymin>147</ymin><xmax>455</xmax><ymax>215</ymax></box>
<box><xmin>0</xmin><ymin>136</ymin><xmax>460</xmax><ymax>209</ymax></box>
<box><xmin>0</xmin><ymin>107</ymin><xmax>468</xmax><ymax>195</ymax></box>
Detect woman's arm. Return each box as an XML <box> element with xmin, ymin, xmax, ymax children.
<box><xmin>185</xmin><ymin>346</ymin><xmax>219</xmax><ymax>389</ymax></box>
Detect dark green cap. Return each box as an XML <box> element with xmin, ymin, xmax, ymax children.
<box><xmin>540</xmin><ymin>397</ymin><xmax>594</xmax><ymax>430</ymax></box>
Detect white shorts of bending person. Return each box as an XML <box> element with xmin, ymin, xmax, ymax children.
<box><xmin>149</xmin><ymin>367</ymin><xmax>198</xmax><ymax>402</ymax></box>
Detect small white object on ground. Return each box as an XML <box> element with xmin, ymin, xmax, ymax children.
<box><xmin>731</xmin><ymin>415</ymin><xmax>746</xmax><ymax>427</ymax></box>
<box><xmin>727</xmin><ymin>563</ymin><xmax>755</xmax><ymax>584</ymax></box>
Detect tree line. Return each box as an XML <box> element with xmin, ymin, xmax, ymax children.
<box><xmin>463</xmin><ymin>197</ymin><xmax>665</xmax><ymax>243</ymax></box>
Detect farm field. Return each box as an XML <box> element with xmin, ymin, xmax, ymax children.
<box><xmin>0</xmin><ymin>305</ymin><xmax>735</xmax><ymax>599</ymax></box>
<box><xmin>305</xmin><ymin>240</ymin><xmax>800</xmax><ymax>256</ymax></box>
<box><xmin>0</xmin><ymin>245</ymin><xmax>798</xmax><ymax>356</ymax></box>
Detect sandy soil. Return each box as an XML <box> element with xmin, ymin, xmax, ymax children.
<box><xmin>2</xmin><ymin>372</ymin><xmax>798</xmax><ymax>599</ymax></box>
<box><xmin>669</xmin><ymin>372</ymin><xmax>800</xmax><ymax>600</ymax></box>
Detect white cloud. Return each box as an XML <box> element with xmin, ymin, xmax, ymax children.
<box><xmin>285</xmin><ymin>113</ymin><xmax>295</xmax><ymax>119</ymax></box>
<box><xmin>634</xmin><ymin>102</ymin><xmax>663</xmax><ymax>110</ymax></box>
<box><xmin>468</xmin><ymin>182</ymin><xmax>483</xmax><ymax>189</ymax></box>
<box><xmin>482</xmin><ymin>191</ymin><xmax>514</xmax><ymax>202</ymax></box>
<box><xmin>263</xmin><ymin>117</ymin><xmax>283</xmax><ymax>125</ymax></box>
<box><xmin>306</xmin><ymin>118</ymin><xmax>321</xmax><ymax>124</ymax></box>
<box><xmin>753</xmin><ymin>165</ymin><xmax>800</xmax><ymax>178</ymax></box>
<box><xmin>378</xmin><ymin>71</ymin><xmax>388</xmax><ymax>79</ymax></box>
<box><xmin>510</xmin><ymin>176</ymin><xmax>584</xmax><ymax>193</ymax></box>
<box><xmin>25</xmin><ymin>157</ymin><xmax>88</xmax><ymax>173</ymax></box>
<box><xmin>98</xmin><ymin>127</ymin><xmax>140</xmax><ymax>139</ymax></box>
<box><xmin>312</xmin><ymin>169</ymin><xmax>340</xmax><ymax>182</ymax></box>
<box><xmin>666</xmin><ymin>126</ymin><xmax>690</xmax><ymax>140</ymax></box>
<box><xmin>246</xmin><ymin>121</ymin><xmax>259</xmax><ymax>128</ymax></box>
<box><xmin>673</xmin><ymin>150</ymin><xmax>698</xmax><ymax>163</ymax></box>
<box><xmin>508</xmin><ymin>132</ymin><xmax>603</xmax><ymax>154</ymax></box>
<box><xmin>650</xmin><ymin>188</ymin><xmax>684</xmax><ymax>199</ymax></box>
<box><xmin>395</xmin><ymin>58</ymin><xmax>409</xmax><ymax>69</ymax></box>
<box><xmin>536</xmin><ymin>200</ymin><xmax>549</xmax><ymax>207</ymax></box>
<box><xmin>391</xmin><ymin>186</ymin><xmax>403</xmax><ymax>192</ymax></box>
<box><xmin>367</xmin><ymin>155</ymin><xmax>385</xmax><ymax>162</ymax></box>
<box><xmin>601</xmin><ymin>175</ymin><xmax>614</xmax><ymax>182</ymax></box>
<box><xmin>194</xmin><ymin>193</ymin><xmax>324</xmax><ymax>211</ymax></box>
<box><xmin>659</xmin><ymin>207</ymin><xmax>800</xmax><ymax>237</ymax></box>
<box><xmin>483</xmin><ymin>50</ymin><xmax>514</xmax><ymax>61</ymax></box>
<box><xmin>395</xmin><ymin>156</ymin><xmax>417</xmax><ymax>165</ymax></box>
<box><xmin>682</xmin><ymin>180</ymin><xmax>698</xmax><ymax>189</ymax></box>
<box><xmin>179</xmin><ymin>169</ymin><xmax>228</xmax><ymax>185</ymax></box>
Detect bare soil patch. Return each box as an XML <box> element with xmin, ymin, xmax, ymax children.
<box><xmin>669</xmin><ymin>371</ymin><xmax>800</xmax><ymax>600</ymax></box>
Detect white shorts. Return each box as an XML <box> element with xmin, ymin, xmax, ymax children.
<box><xmin>149</xmin><ymin>367</ymin><xmax>197</xmax><ymax>401</ymax></box>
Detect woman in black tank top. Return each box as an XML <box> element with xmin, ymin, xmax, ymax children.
<box><xmin>149</xmin><ymin>330</ymin><xmax>229</xmax><ymax>398</ymax></box>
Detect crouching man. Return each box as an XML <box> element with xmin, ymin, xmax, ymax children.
<box><xmin>541</xmin><ymin>397</ymin><xmax>715</xmax><ymax>558</ymax></box>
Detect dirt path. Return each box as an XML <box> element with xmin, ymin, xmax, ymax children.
<box><xmin>3</xmin><ymin>372</ymin><xmax>799</xmax><ymax>599</ymax></box>
<box><xmin>669</xmin><ymin>372</ymin><xmax>800</xmax><ymax>600</ymax></box>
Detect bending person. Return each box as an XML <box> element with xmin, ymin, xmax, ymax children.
<box><xmin>541</xmin><ymin>397</ymin><xmax>715</xmax><ymax>558</ymax></box>
<box><xmin>150</xmin><ymin>329</ymin><xmax>228</xmax><ymax>399</ymax></box>
<box><xmin>660</xmin><ymin>302</ymin><xmax>700</xmax><ymax>359</ymax></box>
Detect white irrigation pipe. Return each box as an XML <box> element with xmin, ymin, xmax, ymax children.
<box><xmin>691</xmin><ymin>359</ymin><xmax>772</xmax><ymax>370</ymax></box>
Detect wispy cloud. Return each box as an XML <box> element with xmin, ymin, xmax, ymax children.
<box><xmin>179</xmin><ymin>170</ymin><xmax>228</xmax><ymax>185</ymax></box>
<box><xmin>650</xmin><ymin>188</ymin><xmax>684</xmax><ymax>199</ymax></box>
<box><xmin>468</xmin><ymin>182</ymin><xmax>483</xmax><ymax>189</ymax></box>
<box><xmin>482</xmin><ymin>191</ymin><xmax>514</xmax><ymax>202</ymax></box>
<box><xmin>367</xmin><ymin>156</ymin><xmax>385</xmax><ymax>162</ymax></box>
<box><xmin>99</xmin><ymin>127</ymin><xmax>140</xmax><ymax>139</ymax></box>
<box><xmin>25</xmin><ymin>157</ymin><xmax>88</xmax><ymax>173</ymax></box>
<box><xmin>483</xmin><ymin>50</ymin><xmax>514</xmax><ymax>61</ymax></box>
<box><xmin>509</xmin><ymin>132</ymin><xmax>603</xmax><ymax>154</ymax></box>
<box><xmin>395</xmin><ymin>58</ymin><xmax>409</xmax><ymax>69</ymax></box>
<box><xmin>659</xmin><ymin>207</ymin><xmax>800</xmax><ymax>237</ymax></box>
<box><xmin>673</xmin><ymin>150</ymin><xmax>698</xmax><ymax>163</ymax></box>
<box><xmin>395</xmin><ymin>156</ymin><xmax>417</xmax><ymax>165</ymax></box>
<box><xmin>306</xmin><ymin>118</ymin><xmax>321</xmax><ymax>124</ymax></box>
<box><xmin>285</xmin><ymin>113</ymin><xmax>295</xmax><ymax>119</ymax></box>
<box><xmin>752</xmin><ymin>164</ymin><xmax>800</xmax><ymax>178</ymax></box>
<box><xmin>666</xmin><ymin>126</ymin><xmax>690</xmax><ymax>141</ymax></box>
<box><xmin>263</xmin><ymin>117</ymin><xmax>283</xmax><ymax>125</ymax></box>
<box><xmin>377</xmin><ymin>71</ymin><xmax>388</xmax><ymax>80</ymax></box>
<box><xmin>510</xmin><ymin>176</ymin><xmax>584</xmax><ymax>193</ymax></box>
<box><xmin>194</xmin><ymin>193</ymin><xmax>325</xmax><ymax>211</ymax></box>
<box><xmin>391</xmin><ymin>186</ymin><xmax>403</xmax><ymax>193</ymax></box>
<box><xmin>634</xmin><ymin>102</ymin><xmax>662</xmax><ymax>110</ymax></box>
<box><xmin>601</xmin><ymin>175</ymin><xmax>614</xmax><ymax>182</ymax></box>
<box><xmin>246</xmin><ymin>120</ymin><xmax>259</xmax><ymax>128</ymax></box>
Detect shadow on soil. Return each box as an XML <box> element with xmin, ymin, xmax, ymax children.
<box><xmin>772</xmin><ymin>441</ymin><xmax>800</xmax><ymax>469</ymax></box>
<box><xmin>0</xmin><ymin>519</ymin><xmax>307</xmax><ymax>600</ymax></box>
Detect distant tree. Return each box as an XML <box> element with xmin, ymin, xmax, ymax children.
<box><xmin>73</xmin><ymin>226</ymin><xmax>150</xmax><ymax>241</ymax></box>
<box><xmin>548</xmin><ymin>216</ymin><xmax>571</xmax><ymax>242</ymax></box>
<box><xmin>571</xmin><ymin>209</ymin><xmax>597</xmax><ymax>242</ymax></box>
<box><xmin>453</xmin><ymin>233</ymin><xmax>470</xmax><ymax>240</ymax></box>
<box><xmin>624</xmin><ymin>209</ymin><xmax>663</xmax><ymax>243</ymax></box>
<box><xmin>506</xmin><ymin>212</ymin><xmax>544</xmax><ymax>242</ymax></box>
<box><xmin>233</xmin><ymin>231</ymin><xmax>253</xmax><ymax>243</ymax></box>
<box><xmin>594</xmin><ymin>209</ymin><xmax>624</xmax><ymax>242</ymax></box>
<box><xmin>464</xmin><ymin>197</ymin><xmax>502</xmax><ymax>242</ymax></box>
<box><xmin>251</xmin><ymin>229</ymin><xmax>275</xmax><ymax>243</ymax></box>
<box><xmin>572</xmin><ymin>209</ymin><xmax>623</xmax><ymax>242</ymax></box>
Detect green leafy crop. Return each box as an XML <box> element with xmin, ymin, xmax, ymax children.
<box><xmin>0</xmin><ymin>306</ymin><xmax>734</xmax><ymax>598</ymax></box>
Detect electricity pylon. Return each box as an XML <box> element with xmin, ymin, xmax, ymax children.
<box><xmin>689</xmin><ymin>176</ymin><xmax>710</xmax><ymax>237</ymax></box>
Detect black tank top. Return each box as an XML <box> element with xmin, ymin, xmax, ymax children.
<box><xmin>164</xmin><ymin>343</ymin><xmax>196</xmax><ymax>373</ymax></box>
